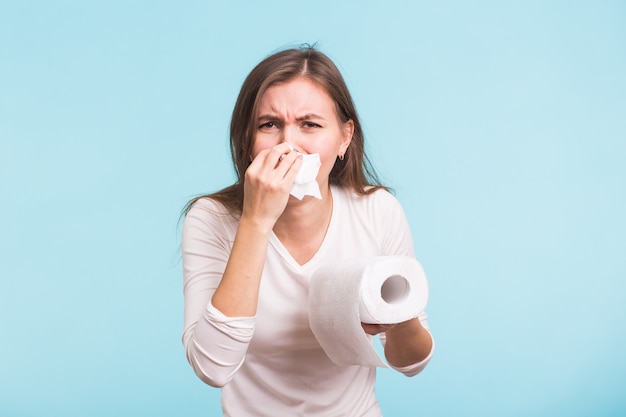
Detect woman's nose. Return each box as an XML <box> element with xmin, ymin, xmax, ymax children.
<box><xmin>280</xmin><ymin>126</ymin><xmax>301</xmax><ymax>151</ymax></box>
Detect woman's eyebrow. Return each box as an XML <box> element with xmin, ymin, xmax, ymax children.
<box><xmin>257</xmin><ymin>113</ymin><xmax>325</xmax><ymax>121</ymax></box>
<box><xmin>257</xmin><ymin>113</ymin><xmax>281</xmax><ymax>121</ymax></box>
<box><xmin>296</xmin><ymin>113</ymin><xmax>325</xmax><ymax>121</ymax></box>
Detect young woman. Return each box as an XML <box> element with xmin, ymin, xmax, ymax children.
<box><xmin>181</xmin><ymin>46</ymin><xmax>434</xmax><ymax>416</ymax></box>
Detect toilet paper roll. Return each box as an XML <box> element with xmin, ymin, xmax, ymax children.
<box><xmin>308</xmin><ymin>256</ymin><xmax>428</xmax><ymax>367</ymax></box>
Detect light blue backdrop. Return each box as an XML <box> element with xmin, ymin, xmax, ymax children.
<box><xmin>1</xmin><ymin>1</ymin><xmax>624</xmax><ymax>416</ymax></box>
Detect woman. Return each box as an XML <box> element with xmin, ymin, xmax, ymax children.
<box><xmin>181</xmin><ymin>46</ymin><xmax>434</xmax><ymax>416</ymax></box>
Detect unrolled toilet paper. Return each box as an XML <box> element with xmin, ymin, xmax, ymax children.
<box><xmin>308</xmin><ymin>256</ymin><xmax>428</xmax><ymax>367</ymax></box>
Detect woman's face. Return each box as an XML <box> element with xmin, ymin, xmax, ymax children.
<box><xmin>252</xmin><ymin>77</ymin><xmax>353</xmax><ymax>185</ymax></box>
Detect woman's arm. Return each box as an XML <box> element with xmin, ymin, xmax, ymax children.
<box><xmin>211</xmin><ymin>143</ymin><xmax>301</xmax><ymax>316</ymax></box>
<box><xmin>182</xmin><ymin>143</ymin><xmax>301</xmax><ymax>387</ymax></box>
<box><xmin>373</xmin><ymin>190</ymin><xmax>435</xmax><ymax>375</ymax></box>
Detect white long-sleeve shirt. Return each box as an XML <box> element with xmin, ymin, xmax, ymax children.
<box><xmin>182</xmin><ymin>186</ymin><xmax>433</xmax><ymax>416</ymax></box>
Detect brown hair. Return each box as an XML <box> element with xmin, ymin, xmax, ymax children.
<box><xmin>184</xmin><ymin>45</ymin><xmax>386</xmax><ymax>216</ymax></box>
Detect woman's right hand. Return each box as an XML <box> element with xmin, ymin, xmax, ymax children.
<box><xmin>242</xmin><ymin>142</ymin><xmax>302</xmax><ymax>231</ymax></box>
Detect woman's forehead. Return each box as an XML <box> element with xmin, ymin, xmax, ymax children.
<box><xmin>257</xmin><ymin>78</ymin><xmax>336</xmax><ymax>118</ymax></box>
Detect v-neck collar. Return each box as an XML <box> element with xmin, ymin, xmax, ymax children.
<box><xmin>269</xmin><ymin>186</ymin><xmax>340</xmax><ymax>271</ymax></box>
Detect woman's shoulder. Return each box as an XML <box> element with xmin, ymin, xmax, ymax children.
<box><xmin>333</xmin><ymin>186</ymin><xmax>405</xmax><ymax>220</ymax></box>
<box><xmin>184</xmin><ymin>196</ymin><xmax>240</xmax><ymax>226</ymax></box>
<box><xmin>335</xmin><ymin>185</ymin><xmax>400</xmax><ymax>207</ymax></box>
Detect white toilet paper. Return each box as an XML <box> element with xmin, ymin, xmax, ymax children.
<box><xmin>291</xmin><ymin>153</ymin><xmax>321</xmax><ymax>200</ymax></box>
<box><xmin>308</xmin><ymin>256</ymin><xmax>428</xmax><ymax>367</ymax></box>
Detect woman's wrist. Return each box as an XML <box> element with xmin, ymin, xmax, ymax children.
<box><xmin>239</xmin><ymin>212</ymin><xmax>277</xmax><ymax>236</ymax></box>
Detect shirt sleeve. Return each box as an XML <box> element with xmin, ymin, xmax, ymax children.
<box><xmin>375</xmin><ymin>190</ymin><xmax>435</xmax><ymax>376</ymax></box>
<box><xmin>376</xmin><ymin>190</ymin><xmax>416</xmax><ymax>258</ymax></box>
<box><xmin>181</xmin><ymin>199</ymin><xmax>254</xmax><ymax>387</ymax></box>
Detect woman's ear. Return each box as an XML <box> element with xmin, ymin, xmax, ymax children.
<box><xmin>340</xmin><ymin>119</ymin><xmax>354</xmax><ymax>155</ymax></box>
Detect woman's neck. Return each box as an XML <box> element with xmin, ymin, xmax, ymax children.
<box><xmin>272</xmin><ymin>185</ymin><xmax>334</xmax><ymax>265</ymax></box>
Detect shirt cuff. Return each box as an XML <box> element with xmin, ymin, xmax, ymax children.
<box><xmin>205</xmin><ymin>301</ymin><xmax>255</xmax><ymax>342</ymax></box>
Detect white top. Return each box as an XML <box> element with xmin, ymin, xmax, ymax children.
<box><xmin>181</xmin><ymin>186</ymin><xmax>434</xmax><ymax>417</ymax></box>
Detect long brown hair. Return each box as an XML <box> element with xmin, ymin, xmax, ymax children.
<box><xmin>184</xmin><ymin>45</ymin><xmax>386</xmax><ymax>216</ymax></box>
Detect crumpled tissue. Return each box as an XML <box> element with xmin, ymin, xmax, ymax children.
<box><xmin>291</xmin><ymin>153</ymin><xmax>321</xmax><ymax>200</ymax></box>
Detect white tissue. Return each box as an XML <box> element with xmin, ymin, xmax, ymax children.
<box><xmin>308</xmin><ymin>256</ymin><xmax>429</xmax><ymax>367</ymax></box>
<box><xmin>291</xmin><ymin>153</ymin><xmax>321</xmax><ymax>200</ymax></box>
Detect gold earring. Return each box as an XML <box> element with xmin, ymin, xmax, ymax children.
<box><xmin>338</xmin><ymin>153</ymin><xmax>344</xmax><ymax>161</ymax></box>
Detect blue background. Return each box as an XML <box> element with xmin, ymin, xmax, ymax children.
<box><xmin>1</xmin><ymin>1</ymin><xmax>625</xmax><ymax>416</ymax></box>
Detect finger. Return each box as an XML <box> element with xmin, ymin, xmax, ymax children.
<box><xmin>273</xmin><ymin>146</ymin><xmax>301</xmax><ymax>178</ymax></box>
<box><xmin>248</xmin><ymin>147</ymin><xmax>270</xmax><ymax>171</ymax></box>
<box><xmin>248</xmin><ymin>143</ymin><xmax>300</xmax><ymax>188</ymax></box>
<box><xmin>281</xmin><ymin>153</ymin><xmax>303</xmax><ymax>182</ymax></box>
<box><xmin>361</xmin><ymin>323</ymin><xmax>396</xmax><ymax>335</ymax></box>
<box><xmin>250</xmin><ymin>142</ymin><xmax>292</xmax><ymax>164</ymax></box>
<box><xmin>268</xmin><ymin>142</ymin><xmax>296</xmax><ymax>166</ymax></box>
<box><xmin>361</xmin><ymin>323</ymin><xmax>381</xmax><ymax>335</ymax></box>
<box><xmin>247</xmin><ymin>144</ymin><xmax>287</xmax><ymax>176</ymax></box>
<box><xmin>279</xmin><ymin>143</ymin><xmax>295</xmax><ymax>161</ymax></box>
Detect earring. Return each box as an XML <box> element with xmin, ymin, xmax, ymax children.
<box><xmin>338</xmin><ymin>153</ymin><xmax>344</xmax><ymax>161</ymax></box>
